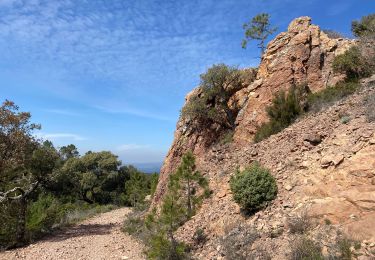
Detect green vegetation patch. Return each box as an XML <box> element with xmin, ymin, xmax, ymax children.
<box><xmin>290</xmin><ymin>237</ymin><xmax>324</xmax><ymax>260</ymax></box>
<box><xmin>307</xmin><ymin>81</ymin><xmax>359</xmax><ymax>113</ymax></box>
<box><xmin>254</xmin><ymin>85</ymin><xmax>306</xmax><ymax>143</ymax></box>
<box><xmin>230</xmin><ymin>162</ymin><xmax>277</xmax><ymax>213</ymax></box>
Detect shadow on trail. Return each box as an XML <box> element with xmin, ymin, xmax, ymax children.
<box><xmin>45</xmin><ymin>223</ymin><xmax>115</xmax><ymax>243</ymax></box>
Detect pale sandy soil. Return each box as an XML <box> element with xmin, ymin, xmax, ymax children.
<box><xmin>0</xmin><ymin>207</ymin><xmax>145</xmax><ymax>260</ymax></box>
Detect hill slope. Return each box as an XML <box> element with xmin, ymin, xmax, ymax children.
<box><xmin>176</xmin><ymin>78</ymin><xmax>375</xmax><ymax>259</ymax></box>
<box><xmin>152</xmin><ymin>16</ymin><xmax>353</xmax><ymax>208</ymax></box>
<box><xmin>151</xmin><ymin>16</ymin><xmax>375</xmax><ymax>259</ymax></box>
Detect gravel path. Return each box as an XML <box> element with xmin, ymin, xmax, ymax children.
<box><xmin>0</xmin><ymin>207</ymin><xmax>145</xmax><ymax>260</ymax></box>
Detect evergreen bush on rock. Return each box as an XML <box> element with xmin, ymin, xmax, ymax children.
<box><xmin>230</xmin><ymin>162</ymin><xmax>277</xmax><ymax>212</ymax></box>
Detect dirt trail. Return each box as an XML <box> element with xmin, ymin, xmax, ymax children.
<box><xmin>0</xmin><ymin>208</ymin><xmax>145</xmax><ymax>260</ymax></box>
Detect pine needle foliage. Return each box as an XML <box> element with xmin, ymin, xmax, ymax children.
<box><xmin>242</xmin><ymin>13</ymin><xmax>277</xmax><ymax>55</ymax></box>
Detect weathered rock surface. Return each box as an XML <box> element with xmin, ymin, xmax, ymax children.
<box><xmin>152</xmin><ymin>16</ymin><xmax>353</xmax><ymax>208</ymax></box>
<box><xmin>176</xmin><ymin>84</ymin><xmax>375</xmax><ymax>259</ymax></box>
<box><xmin>151</xmin><ymin>16</ymin><xmax>375</xmax><ymax>259</ymax></box>
<box><xmin>234</xmin><ymin>16</ymin><xmax>353</xmax><ymax>144</ymax></box>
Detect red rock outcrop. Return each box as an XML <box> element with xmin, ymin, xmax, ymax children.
<box><xmin>151</xmin><ymin>16</ymin><xmax>375</xmax><ymax>259</ymax></box>
<box><xmin>234</xmin><ymin>16</ymin><xmax>353</xmax><ymax>143</ymax></box>
<box><xmin>152</xmin><ymin>16</ymin><xmax>353</xmax><ymax>207</ymax></box>
<box><xmin>176</xmin><ymin>79</ymin><xmax>375</xmax><ymax>259</ymax></box>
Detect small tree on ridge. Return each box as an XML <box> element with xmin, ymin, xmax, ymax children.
<box><xmin>242</xmin><ymin>13</ymin><xmax>277</xmax><ymax>56</ymax></box>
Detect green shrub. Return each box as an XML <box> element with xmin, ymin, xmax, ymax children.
<box><xmin>352</xmin><ymin>13</ymin><xmax>375</xmax><ymax>38</ymax></box>
<box><xmin>219</xmin><ymin>130</ymin><xmax>234</xmax><ymax>145</ymax></box>
<box><xmin>324</xmin><ymin>218</ymin><xmax>332</xmax><ymax>225</ymax></box>
<box><xmin>26</xmin><ymin>194</ymin><xmax>63</xmax><ymax>240</ymax></box>
<box><xmin>254</xmin><ymin>81</ymin><xmax>362</xmax><ymax>143</ymax></box>
<box><xmin>0</xmin><ymin>201</ymin><xmax>19</xmax><ymax>249</ymax></box>
<box><xmin>337</xmin><ymin>238</ymin><xmax>353</xmax><ymax>260</ymax></box>
<box><xmin>147</xmin><ymin>232</ymin><xmax>187</xmax><ymax>260</ymax></box>
<box><xmin>230</xmin><ymin>162</ymin><xmax>277</xmax><ymax>212</ymax></box>
<box><xmin>340</xmin><ymin>116</ymin><xmax>351</xmax><ymax>124</ymax></box>
<box><xmin>352</xmin><ymin>14</ymin><xmax>375</xmax><ymax>76</ymax></box>
<box><xmin>333</xmin><ymin>46</ymin><xmax>372</xmax><ymax>80</ymax></box>
<box><xmin>181</xmin><ymin>64</ymin><xmax>243</xmax><ymax>130</ymax></box>
<box><xmin>61</xmin><ymin>203</ymin><xmax>115</xmax><ymax>225</ymax></box>
<box><xmin>254</xmin><ymin>85</ymin><xmax>306</xmax><ymax>142</ymax></box>
<box><xmin>290</xmin><ymin>237</ymin><xmax>324</xmax><ymax>260</ymax></box>
<box><xmin>254</xmin><ymin>120</ymin><xmax>284</xmax><ymax>143</ymax></box>
<box><xmin>124</xmin><ymin>216</ymin><xmax>142</xmax><ymax>232</ymax></box>
<box><xmin>193</xmin><ymin>228</ymin><xmax>207</xmax><ymax>245</ymax></box>
<box><xmin>307</xmin><ymin>81</ymin><xmax>359</xmax><ymax>113</ymax></box>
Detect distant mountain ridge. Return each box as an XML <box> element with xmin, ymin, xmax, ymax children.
<box><xmin>131</xmin><ymin>162</ymin><xmax>162</xmax><ymax>173</ymax></box>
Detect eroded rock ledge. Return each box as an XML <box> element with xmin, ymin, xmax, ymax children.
<box><xmin>152</xmin><ymin>16</ymin><xmax>353</xmax><ymax>207</ymax></box>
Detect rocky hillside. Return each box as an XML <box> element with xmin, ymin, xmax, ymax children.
<box><xmin>175</xmin><ymin>77</ymin><xmax>375</xmax><ymax>259</ymax></box>
<box><xmin>152</xmin><ymin>16</ymin><xmax>353</xmax><ymax>207</ymax></box>
<box><xmin>152</xmin><ymin>16</ymin><xmax>375</xmax><ymax>259</ymax></box>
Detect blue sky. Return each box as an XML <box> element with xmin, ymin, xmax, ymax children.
<box><xmin>0</xmin><ymin>0</ymin><xmax>374</xmax><ymax>166</ymax></box>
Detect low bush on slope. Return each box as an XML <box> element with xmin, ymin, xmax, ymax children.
<box><xmin>254</xmin><ymin>81</ymin><xmax>361</xmax><ymax>142</ymax></box>
<box><xmin>230</xmin><ymin>162</ymin><xmax>277</xmax><ymax>213</ymax></box>
<box><xmin>307</xmin><ymin>81</ymin><xmax>359</xmax><ymax>113</ymax></box>
<box><xmin>254</xmin><ymin>84</ymin><xmax>307</xmax><ymax>143</ymax></box>
<box><xmin>333</xmin><ymin>46</ymin><xmax>372</xmax><ymax>80</ymax></box>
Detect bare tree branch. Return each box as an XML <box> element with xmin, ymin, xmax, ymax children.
<box><xmin>0</xmin><ymin>181</ymin><xmax>39</xmax><ymax>203</ymax></box>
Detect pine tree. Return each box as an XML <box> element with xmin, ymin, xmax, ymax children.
<box><xmin>175</xmin><ymin>151</ymin><xmax>209</xmax><ymax>217</ymax></box>
<box><xmin>242</xmin><ymin>13</ymin><xmax>277</xmax><ymax>56</ymax></box>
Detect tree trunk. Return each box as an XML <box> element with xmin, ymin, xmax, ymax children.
<box><xmin>223</xmin><ymin>105</ymin><xmax>235</xmax><ymax>130</ymax></box>
<box><xmin>260</xmin><ymin>39</ymin><xmax>265</xmax><ymax>57</ymax></box>
<box><xmin>168</xmin><ymin>227</ymin><xmax>178</xmax><ymax>259</ymax></box>
<box><xmin>82</xmin><ymin>191</ymin><xmax>94</xmax><ymax>204</ymax></box>
<box><xmin>187</xmin><ymin>179</ymin><xmax>192</xmax><ymax>217</ymax></box>
<box><xmin>16</xmin><ymin>197</ymin><xmax>26</xmax><ymax>246</ymax></box>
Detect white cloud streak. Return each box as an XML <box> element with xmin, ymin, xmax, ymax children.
<box><xmin>94</xmin><ymin>105</ymin><xmax>173</xmax><ymax>121</ymax></box>
<box><xmin>43</xmin><ymin>108</ymin><xmax>81</xmax><ymax>116</ymax></box>
<box><xmin>36</xmin><ymin>132</ymin><xmax>87</xmax><ymax>141</ymax></box>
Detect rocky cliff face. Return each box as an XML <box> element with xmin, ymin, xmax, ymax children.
<box><xmin>234</xmin><ymin>16</ymin><xmax>353</xmax><ymax>143</ymax></box>
<box><xmin>175</xmin><ymin>79</ymin><xmax>375</xmax><ymax>259</ymax></box>
<box><xmin>152</xmin><ymin>17</ymin><xmax>353</xmax><ymax>207</ymax></box>
<box><xmin>151</xmin><ymin>16</ymin><xmax>375</xmax><ymax>259</ymax></box>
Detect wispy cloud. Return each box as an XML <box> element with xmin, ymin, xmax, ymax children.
<box><xmin>94</xmin><ymin>105</ymin><xmax>173</xmax><ymax>121</ymax></box>
<box><xmin>36</xmin><ymin>132</ymin><xmax>87</xmax><ymax>141</ymax></box>
<box><xmin>0</xmin><ymin>0</ymin><xmax>249</xmax><ymax>118</ymax></box>
<box><xmin>43</xmin><ymin>108</ymin><xmax>81</xmax><ymax>117</ymax></box>
<box><xmin>0</xmin><ymin>0</ymin><xmax>221</xmax><ymax>80</ymax></box>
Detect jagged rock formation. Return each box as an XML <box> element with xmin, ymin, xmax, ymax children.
<box><xmin>235</xmin><ymin>16</ymin><xmax>353</xmax><ymax>143</ymax></box>
<box><xmin>152</xmin><ymin>16</ymin><xmax>353</xmax><ymax>207</ymax></box>
<box><xmin>152</xmin><ymin>16</ymin><xmax>375</xmax><ymax>259</ymax></box>
<box><xmin>175</xmin><ymin>79</ymin><xmax>375</xmax><ymax>259</ymax></box>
